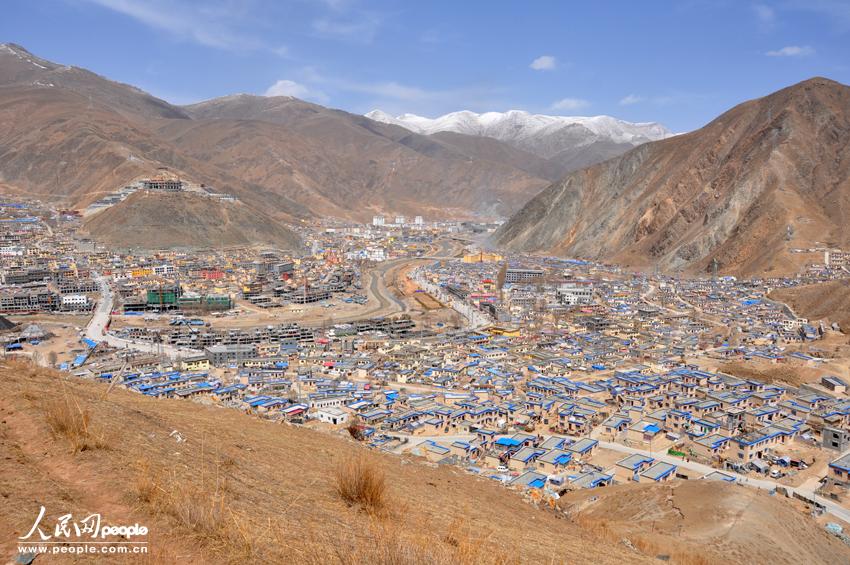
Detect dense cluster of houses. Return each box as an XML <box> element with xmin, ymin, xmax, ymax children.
<box><xmin>6</xmin><ymin>196</ymin><xmax>849</xmax><ymax>502</ymax></box>
<box><xmin>0</xmin><ymin>204</ymin><xmax>97</xmax><ymax>314</ymax></box>
<box><xmin>66</xmin><ymin>315</ymin><xmax>850</xmax><ymax>498</ymax></box>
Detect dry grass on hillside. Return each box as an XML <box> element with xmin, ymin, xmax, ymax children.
<box><xmin>42</xmin><ymin>391</ymin><xmax>110</xmax><ymax>453</ymax></box>
<box><xmin>719</xmin><ymin>361</ymin><xmax>814</xmax><ymax>388</ymax></box>
<box><xmin>6</xmin><ymin>360</ymin><xmax>844</xmax><ymax>564</ymax></box>
<box><xmin>334</xmin><ymin>455</ymin><xmax>388</xmax><ymax>513</ymax></box>
<box><xmin>572</xmin><ymin>513</ymin><xmax>711</xmax><ymax>565</ymax></box>
<box><xmin>0</xmin><ymin>361</ymin><xmax>648</xmax><ymax>564</ymax></box>
<box><xmin>132</xmin><ymin>460</ymin><xmax>256</xmax><ymax>561</ymax></box>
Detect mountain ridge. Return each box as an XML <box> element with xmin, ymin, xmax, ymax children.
<box><xmin>0</xmin><ymin>43</ymin><xmax>554</xmax><ymax>223</ymax></box>
<box><xmin>493</xmin><ymin>77</ymin><xmax>850</xmax><ymax>276</ymax></box>
<box><xmin>365</xmin><ymin>108</ymin><xmax>673</xmax><ymax>172</ymax></box>
<box><xmin>367</xmin><ymin>109</ymin><xmax>672</xmax><ymax>143</ymax></box>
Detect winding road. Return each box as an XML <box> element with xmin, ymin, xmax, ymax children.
<box><xmin>85</xmin><ymin>274</ymin><xmax>202</xmax><ymax>359</ymax></box>
<box><xmin>315</xmin><ymin>237</ymin><xmax>463</xmax><ymax>324</ymax></box>
<box><xmin>83</xmin><ymin>238</ymin><xmax>467</xmax><ymax>358</ymax></box>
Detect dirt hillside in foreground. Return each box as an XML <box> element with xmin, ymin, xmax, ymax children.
<box><xmin>560</xmin><ymin>479</ymin><xmax>849</xmax><ymax>565</ymax></box>
<box><xmin>0</xmin><ymin>363</ymin><xmax>650</xmax><ymax>564</ymax></box>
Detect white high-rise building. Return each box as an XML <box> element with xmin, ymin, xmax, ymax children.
<box><xmin>414</xmin><ymin>215</ymin><xmax>424</xmax><ymax>225</ymax></box>
<box><xmin>394</xmin><ymin>215</ymin><xmax>406</xmax><ymax>225</ymax></box>
<box><xmin>372</xmin><ymin>215</ymin><xmax>385</xmax><ymax>227</ymax></box>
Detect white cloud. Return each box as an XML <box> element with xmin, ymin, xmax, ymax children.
<box><xmin>754</xmin><ymin>4</ymin><xmax>776</xmax><ymax>30</ymax></box>
<box><xmin>312</xmin><ymin>14</ymin><xmax>382</xmax><ymax>43</ymax></box>
<box><xmin>298</xmin><ymin>68</ymin><xmax>458</xmax><ymax>103</ymax></box>
<box><xmin>766</xmin><ymin>45</ymin><xmax>815</xmax><ymax>57</ymax></box>
<box><xmin>619</xmin><ymin>94</ymin><xmax>644</xmax><ymax>106</ymax></box>
<box><xmin>530</xmin><ymin>55</ymin><xmax>557</xmax><ymax>71</ymax></box>
<box><xmin>83</xmin><ymin>0</ymin><xmax>258</xmax><ymax>50</ymax></box>
<box><xmin>265</xmin><ymin>80</ymin><xmax>328</xmax><ymax>103</ymax></box>
<box><xmin>291</xmin><ymin>67</ymin><xmax>509</xmax><ymax>116</ymax></box>
<box><xmin>551</xmin><ymin>97</ymin><xmax>590</xmax><ymax>111</ymax></box>
<box><xmin>343</xmin><ymin>81</ymin><xmax>431</xmax><ymax>101</ymax></box>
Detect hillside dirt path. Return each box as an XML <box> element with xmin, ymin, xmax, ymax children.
<box><xmin>0</xmin><ymin>382</ymin><xmax>201</xmax><ymax>563</ymax></box>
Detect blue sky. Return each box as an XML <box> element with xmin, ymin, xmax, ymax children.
<box><xmin>3</xmin><ymin>0</ymin><xmax>849</xmax><ymax>131</ymax></box>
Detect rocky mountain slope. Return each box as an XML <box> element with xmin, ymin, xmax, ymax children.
<box><xmin>367</xmin><ymin>109</ymin><xmax>673</xmax><ymax>174</ymax></box>
<box><xmin>0</xmin><ymin>44</ymin><xmax>308</xmax><ymax>226</ymax></box>
<box><xmin>171</xmin><ymin>94</ymin><xmax>553</xmax><ymax>219</ymax></box>
<box><xmin>493</xmin><ymin>78</ymin><xmax>850</xmax><ymax>275</ymax></box>
<box><xmin>0</xmin><ymin>43</ymin><xmax>555</xmax><ymax>222</ymax></box>
<box><xmin>0</xmin><ymin>42</ymin><xmax>189</xmax><ymax>120</ymax></box>
<box><xmin>82</xmin><ymin>191</ymin><xmax>302</xmax><ymax>250</ymax></box>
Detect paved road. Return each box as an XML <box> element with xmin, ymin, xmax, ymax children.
<box><xmin>84</xmin><ymin>274</ymin><xmax>113</xmax><ymax>342</ymax></box>
<box><xmin>83</xmin><ymin>239</ymin><xmax>467</xmax><ymax>359</ymax></box>
<box><xmin>85</xmin><ymin>274</ymin><xmax>202</xmax><ymax>360</ymax></box>
<box><xmin>326</xmin><ymin>238</ymin><xmax>465</xmax><ymax>324</ymax></box>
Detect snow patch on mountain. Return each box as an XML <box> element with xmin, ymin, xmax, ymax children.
<box><xmin>366</xmin><ymin>109</ymin><xmax>674</xmax><ymax>160</ymax></box>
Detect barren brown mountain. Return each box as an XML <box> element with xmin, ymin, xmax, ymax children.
<box><xmin>169</xmin><ymin>94</ymin><xmax>552</xmax><ymax>220</ymax></box>
<box><xmin>0</xmin><ymin>43</ymin><xmax>551</xmax><ymax>223</ymax></box>
<box><xmin>494</xmin><ymin>78</ymin><xmax>850</xmax><ymax>275</ymax></box>
<box><xmin>82</xmin><ymin>191</ymin><xmax>302</xmax><ymax>250</ymax></box>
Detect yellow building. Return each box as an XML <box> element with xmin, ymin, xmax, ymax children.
<box><xmin>256</xmin><ymin>343</ymin><xmax>281</xmax><ymax>357</ymax></box>
<box><xmin>182</xmin><ymin>355</ymin><xmax>211</xmax><ymax>372</ymax></box>
<box><xmin>462</xmin><ymin>251</ymin><xmax>503</xmax><ymax>263</ymax></box>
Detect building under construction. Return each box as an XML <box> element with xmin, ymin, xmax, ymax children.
<box><xmin>142</xmin><ymin>172</ymin><xmax>184</xmax><ymax>192</ymax></box>
<box><xmin>142</xmin><ymin>178</ymin><xmax>184</xmax><ymax>191</ymax></box>
<box><xmin>0</xmin><ymin>289</ymin><xmax>58</xmax><ymax>313</ymax></box>
<box><xmin>288</xmin><ymin>286</ymin><xmax>332</xmax><ymax>304</ymax></box>
<box><xmin>352</xmin><ymin>315</ymin><xmax>415</xmax><ymax>338</ymax></box>
<box><xmin>117</xmin><ymin>315</ymin><xmax>415</xmax><ymax>350</ymax></box>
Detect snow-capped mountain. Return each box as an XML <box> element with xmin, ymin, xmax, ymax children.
<box><xmin>365</xmin><ymin>109</ymin><xmax>673</xmax><ymax>163</ymax></box>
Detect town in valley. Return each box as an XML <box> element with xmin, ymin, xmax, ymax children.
<box><xmin>3</xmin><ymin>3</ymin><xmax>850</xmax><ymax>562</ymax></box>
<box><xmin>3</xmin><ymin>175</ymin><xmax>850</xmax><ymax>529</ymax></box>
